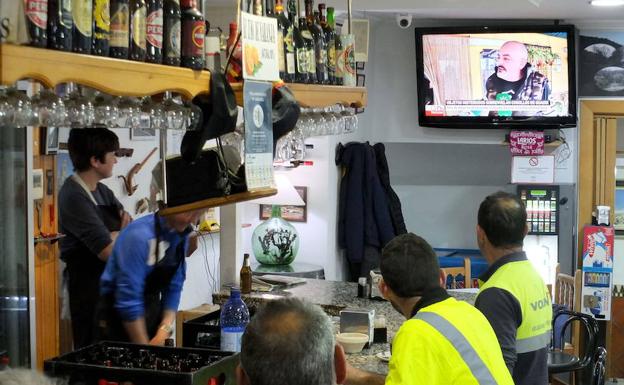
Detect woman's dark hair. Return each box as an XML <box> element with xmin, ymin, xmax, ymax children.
<box><xmin>67</xmin><ymin>127</ymin><xmax>119</xmax><ymax>172</ymax></box>
<box><xmin>478</xmin><ymin>191</ymin><xmax>527</xmax><ymax>248</ymax></box>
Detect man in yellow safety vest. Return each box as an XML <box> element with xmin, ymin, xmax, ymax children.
<box><xmin>345</xmin><ymin>233</ymin><xmax>513</xmax><ymax>385</ymax></box>
<box><xmin>475</xmin><ymin>191</ymin><xmax>552</xmax><ymax>385</ymax></box>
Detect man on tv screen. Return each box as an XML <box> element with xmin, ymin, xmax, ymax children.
<box><xmin>485</xmin><ymin>41</ymin><xmax>551</xmax><ymax>103</ymax></box>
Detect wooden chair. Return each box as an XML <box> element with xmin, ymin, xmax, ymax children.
<box><xmin>441</xmin><ymin>256</ymin><xmax>472</xmax><ymax>289</ymax></box>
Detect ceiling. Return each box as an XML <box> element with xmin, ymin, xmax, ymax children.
<box><xmin>325</xmin><ymin>0</ymin><xmax>624</xmax><ymax>22</ymax></box>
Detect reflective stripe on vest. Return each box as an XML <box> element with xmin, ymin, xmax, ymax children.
<box><xmin>415</xmin><ymin>312</ymin><xmax>498</xmax><ymax>385</ymax></box>
<box><xmin>516</xmin><ymin>331</ymin><xmax>551</xmax><ymax>354</ymax></box>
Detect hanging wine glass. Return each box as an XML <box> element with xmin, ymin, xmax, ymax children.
<box><xmin>0</xmin><ymin>88</ymin><xmax>14</xmax><ymax>127</ymax></box>
<box><xmin>162</xmin><ymin>93</ymin><xmax>186</xmax><ymax>130</ymax></box>
<box><xmin>116</xmin><ymin>96</ymin><xmax>142</xmax><ymax>129</ymax></box>
<box><xmin>6</xmin><ymin>87</ymin><xmax>37</xmax><ymax>127</ymax></box>
<box><xmin>64</xmin><ymin>83</ymin><xmax>95</xmax><ymax>126</ymax></box>
<box><xmin>32</xmin><ymin>89</ymin><xmax>66</xmax><ymax>127</ymax></box>
<box><xmin>93</xmin><ymin>92</ymin><xmax>119</xmax><ymax>127</ymax></box>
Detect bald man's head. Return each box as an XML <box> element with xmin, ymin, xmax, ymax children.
<box><xmin>496</xmin><ymin>41</ymin><xmax>529</xmax><ymax>82</ymax></box>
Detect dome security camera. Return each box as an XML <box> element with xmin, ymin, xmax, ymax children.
<box><xmin>396</xmin><ymin>14</ymin><xmax>412</xmax><ymax>29</ymax></box>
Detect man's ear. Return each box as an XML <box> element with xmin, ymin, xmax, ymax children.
<box><xmin>236</xmin><ymin>364</ymin><xmax>250</xmax><ymax>385</ymax></box>
<box><xmin>90</xmin><ymin>155</ymin><xmax>100</xmax><ymax>168</ymax></box>
<box><xmin>379</xmin><ymin>278</ymin><xmax>391</xmax><ymax>300</ymax></box>
<box><xmin>438</xmin><ymin>269</ymin><xmax>446</xmax><ymax>288</ymax></box>
<box><xmin>334</xmin><ymin>344</ymin><xmax>347</xmax><ymax>384</ymax></box>
<box><xmin>524</xmin><ymin>223</ymin><xmax>529</xmax><ymax>237</ymax></box>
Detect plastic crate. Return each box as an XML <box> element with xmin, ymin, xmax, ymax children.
<box><xmin>43</xmin><ymin>341</ymin><xmax>237</xmax><ymax>385</ymax></box>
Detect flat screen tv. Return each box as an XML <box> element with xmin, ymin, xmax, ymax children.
<box><xmin>415</xmin><ymin>25</ymin><xmax>577</xmax><ymax>129</ymax></box>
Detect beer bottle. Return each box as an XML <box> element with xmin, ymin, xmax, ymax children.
<box><xmin>180</xmin><ymin>0</ymin><xmax>205</xmax><ymax>70</ymax></box>
<box><xmin>48</xmin><ymin>0</ymin><xmax>72</xmax><ymax>51</ymax></box>
<box><xmin>72</xmin><ymin>0</ymin><xmax>93</xmax><ymax>54</ymax></box>
<box><xmin>129</xmin><ymin>0</ymin><xmax>147</xmax><ymax>61</ymax></box>
<box><xmin>146</xmin><ymin>0</ymin><xmax>164</xmax><ymax>63</ymax></box>
<box><xmin>329</xmin><ymin>8</ymin><xmax>343</xmax><ymax>85</ymax></box>
<box><xmin>162</xmin><ymin>0</ymin><xmax>181</xmax><ymax>66</ymax></box>
<box><xmin>25</xmin><ymin>0</ymin><xmax>48</xmax><ymax>47</ymax></box>
<box><xmin>318</xmin><ymin>3</ymin><xmax>335</xmax><ymax>84</ymax></box>
<box><xmin>92</xmin><ymin>0</ymin><xmax>111</xmax><ymax>56</ymax></box>
<box><xmin>110</xmin><ymin>0</ymin><xmax>130</xmax><ymax>59</ymax></box>
<box><xmin>240</xmin><ymin>253</ymin><xmax>252</xmax><ymax>294</ymax></box>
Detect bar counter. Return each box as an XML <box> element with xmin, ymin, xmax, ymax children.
<box><xmin>213</xmin><ymin>278</ymin><xmax>478</xmax><ymax>374</ymax></box>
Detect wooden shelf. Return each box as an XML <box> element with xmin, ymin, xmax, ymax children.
<box><xmin>0</xmin><ymin>44</ymin><xmax>367</xmax><ymax>107</ymax></box>
<box><xmin>159</xmin><ymin>188</ymin><xmax>277</xmax><ymax>216</ymax></box>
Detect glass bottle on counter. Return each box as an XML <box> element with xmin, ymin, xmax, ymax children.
<box><xmin>329</xmin><ymin>7</ymin><xmax>343</xmax><ymax>85</ymax></box>
<box><xmin>240</xmin><ymin>253</ymin><xmax>252</xmax><ymax>294</ymax></box>
<box><xmin>146</xmin><ymin>0</ymin><xmax>164</xmax><ymax>63</ymax></box>
<box><xmin>25</xmin><ymin>0</ymin><xmax>48</xmax><ymax>48</ymax></box>
<box><xmin>72</xmin><ymin>0</ymin><xmax>92</xmax><ymax>54</ymax></box>
<box><xmin>92</xmin><ymin>0</ymin><xmax>110</xmax><ymax>56</ymax></box>
<box><xmin>48</xmin><ymin>0</ymin><xmax>72</xmax><ymax>51</ymax></box>
<box><xmin>129</xmin><ymin>0</ymin><xmax>147</xmax><ymax>61</ymax></box>
<box><xmin>277</xmin><ymin>0</ymin><xmax>294</xmax><ymax>82</ymax></box>
<box><xmin>220</xmin><ymin>287</ymin><xmax>250</xmax><ymax>352</ymax></box>
<box><xmin>109</xmin><ymin>0</ymin><xmax>130</xmax><ymax>59</ymax></box>
<box><xmin>162</xmin><ymin>0</ymin><xmax>181</xmax><ymax>66</ymax></box>
<box><xmin>180</xmin><ymin>0</ymin><xmax>205</xmax><ymax>69</ymax></box>
<box><xmin>319</xmin><ymin>3</ymin><xmax>335</xmax><ymax>84</ymax></box>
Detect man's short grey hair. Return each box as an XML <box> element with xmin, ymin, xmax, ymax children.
<box><xmin>240</xmin><ymin>298</ymin><xmax>336</xmax><ymax>385</ymax></box>
<box><xmin>0</xmin><ymin>368</ymin><xmax>65</xmax><ymax>385</ymax></box>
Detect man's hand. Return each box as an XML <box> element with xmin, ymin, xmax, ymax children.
<box><xmin>120</xmin><ymin>210</ymin><xmax>132</xmax><ymax>229</ymax></box>
<box><xmin>149</xmin><ymin>327</ymin><xmax>170</xmax><ymax>346</ymax></box>
<box><xmin>187</xmin><ymin>232</ymin><xmax>198</xmax><ymax>257</ymax></box>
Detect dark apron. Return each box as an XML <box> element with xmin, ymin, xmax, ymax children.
<box><xmin>95</xmin><ymin>214</ymin><xmax>186</xmax><ymax>342</ymax></box>
<box><xmin>65</xmin><ymin>204</ymin><xmax>121</xmax><ymax>349</ymax></box>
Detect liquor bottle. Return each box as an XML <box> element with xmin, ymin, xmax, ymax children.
<box><xmin>252</xmin><ymin>0</ymin><xmax>263</xmax><ymax>15</ymax></box>
<box><xmin>48</xmin><ymin>0</ymin><xmax>72</xmax><ymax>51</ymax></box>
<box><xmin>180</xmin><ymin>0</ymin><xmax>204</xmax><ymax>69</ymax></box>
<box><xmin>220</xmin><ymin>287</ymin><xmax>250</xmax><ymax>352</ymax></box>
<box><xmin>72</xmin><ymin>0</ymin><xmax>92</xmax><ymax>53</ymax></box>
<box><xmin>109</xmin><ymin>0</ymin><xmax>130</xmax><ymax>59</ymax></box>
<box><xmin>299</xmin><ymin>17</ymin><xmax>315</xmax><ymax>84</ymax></box>
<box><xmin>226</xmin><ymin>22</ymin><xmax>243</xmax><ymax>82</ymax></box>
<box><xmin>162</xmin><ymin>0</ymin><xmax>181</xmax><ymax>66</ymax></box>
<box><xmin>308</xmin><ymin>7</ymin><xmax>327</xmax><ymax>84</ymax></box>
<box><xmin>129</xmin><ymin>0</ymin><xmax>147</xmax><ymax>61</ymax></box>
<box><xmin>276</xmin><ymin>0</ymin><xmax>293</xmax><ymax>82</ymax></box>
<box><xmin>146</xmin><ymin>0</ymin><xmax>163</xmax><ymax>63</ymax></box>
<box><xmin>204</xmin><ymin>25</ymin><xmax>221</xmax><ymax>72</ymax></box>
<box><xmin>240</xmin><ymin>253</ymin><xmax>252</xmax><ymax>294</ymax></box>
<box><xmin>92</xmin><ymin>0</ymin><xmax>110</xmax><ymax>56</ymax></box>
<box><xmin>265</xmin><ymin>0</ymin><xmax>284</xmax><ymax>80</ymax></box>
<box><xmin>318</xmin><ymin>3</ymin><xmax>335</xmax><ymax>84</ymax></box>
<box><xmin>25</xmin><ymin>0</ymin><xmax>48</xmax><ymax>47</ymax></box>
<box><xmin>329</xmin><ymin>7</ymin><xmax>343</xmax><ymax>85</ymax></box>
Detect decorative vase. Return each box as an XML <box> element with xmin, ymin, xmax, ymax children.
<box><xmin>252</xmin><ymin>205</ymin><xmax>299</xmax><ymax>265</ymax></box>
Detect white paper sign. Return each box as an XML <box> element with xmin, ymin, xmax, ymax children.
<box><xmin>511</xmin><ymin>155</ymin><xmax>555</xmax><ymax>184</ymax></box>
<box><xmin>241</xmin><ymin>12</ymin><xmax>280</xmax><ymax>82</ymax></box>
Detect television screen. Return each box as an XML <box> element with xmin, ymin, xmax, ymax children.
<box><xmin>415</xmin><ymin>25</ymin><xmax>576</xmax><ymax>128</ymax></box>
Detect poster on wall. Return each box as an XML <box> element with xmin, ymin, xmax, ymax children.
<box><xmin>581</xmin><ymin>225</ymin><xmax>614</xmax><ymax>320</ymax></box>
<box><xmin>579</xmin><ymin>32</ymin><xmax>624</xmax><ymax>96</ymax></box>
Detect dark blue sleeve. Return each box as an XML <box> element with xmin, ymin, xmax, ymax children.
<box><xmin>475</xmin><ymin>287</ymin><xmax>522</xmax><ymax>374</ymax></box>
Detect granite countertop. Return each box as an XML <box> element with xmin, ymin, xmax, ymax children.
<box><xmin>213</xmin><ymin>279</ymin><xmax>478</xmax><ymax>375</ymax></box>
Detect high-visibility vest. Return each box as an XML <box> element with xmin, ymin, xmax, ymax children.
<box><xmin>386</xmin><ymin>297</ymin><xmax>514</xmax><ymax>385</ymax></box>
<box><xmin>478</xmin><ymin>260</ymin><xmax>552</xmax><ymax>353</ymax></box>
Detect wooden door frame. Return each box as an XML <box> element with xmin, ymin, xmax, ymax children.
<box><xmin>578</xmin><ymin>99</ymin><xmax>623</xmax><ymax>378</ymax></box>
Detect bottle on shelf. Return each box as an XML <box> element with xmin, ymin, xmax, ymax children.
<box><xmin>72</xmin><ymin>0</ymin><xmax>92</xmax><ymax>54</ymax></box>
<box><xmin>330</xmin><ymin>7</ymin><xmax>343</xmax><ymax>86</ymax></box>
<box><xmin>240</xmin><ymin>253</ymin><xmax>252</xmax><ymax>294</ymax></box>
<box><xmin>298</xmin><ymin>17</ymin><xmax>315</xmax><ymax>84</ymax></box>
<box><xmin>25</xmin><ymin>0</ymin><xmax>48</xmax><ymax>48</ymax></box>
<box><xmin>129</xmin><ymin>0</ymin><xmax>147</xmax><ymax>61</ymax></box>
<box><xmin>48</xmin><ymin>0</ymin><xmax>72</xmax><ymax>51</ymax></box>
<box><xmin>220</xmin><ymin>287</ymin><xmax>250</xmax><ymax>352</ymax></box>
<box><xmin>146</xmin><ymin>0</ymin><xmax>164</xmax><ymax>63</ymax></box>
<box><xmin>92</xmin><ymin>0</ymin><xmax>111</xmax><ymax>56</ymax></box>
<box><xmin>252</xmin><ymin>0</ymin><xmax>263</xmax><ymax>16</ymax></box>
<box><xmin>180</xmin><ymin>0</ymin><xmax>205</xmax><ymax>70</ymax></box>
<box><xmin>162</xmin><ymin>0</ymin><xmax>181</xmax><ymax>66</ymax></box>
<box><xmin>225</xmin><ymin>22</ymin><xmax>243</xmax><ymax>82</ymax></box>
<box><xmin>204</xmin><ymin>25</ymin><xmax>221</xmax><ymax>72</ymax></box>
<box><xmin>306</xmin><ymin>2</ymin><xmax>326</xmax><ymax>84</ymax></box>
<box><xmin>265</xmin><ymin>0</ymin><xmax>284</xmax><ymax>80</ymax></box>
<box><xmin>109</xmin><ymin>0</ymin><xmax>130</xmax><ymax>59</ymax></box>
<box><xmin>318</xmin><ymin>3</ymin><xmax>335</xmax><ymax>84</ymax></box>
<box><xmin>276</xmin><ymin>0</ymin><xmax>294</xmax><ymax>82</ymax></box>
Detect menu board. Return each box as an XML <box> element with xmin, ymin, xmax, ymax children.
<box><xmin>517</xmin><ymin>185</ymin><xmax>559</xmax><ymax>235</ymax></box>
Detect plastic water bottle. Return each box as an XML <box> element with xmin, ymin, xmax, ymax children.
<box><xmin>220</xmin><ymin>287</ymin><xmax>250</xmax><ymax>352</ymax></box>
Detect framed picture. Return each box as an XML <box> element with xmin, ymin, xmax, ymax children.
<box><xmin>45</xmin><ymin>127</ymin><xmax>59</xmax><ymax>155</ymax></box>
<box><xmin>259</xmin><ymin>186</ymin><xmax>307</xmax><ymax>222</ymax></box>
<box><xmin>130</xmin><ymin>127</ymin><xmax>156</xmax><ymax>141</ymax></box>
<box><xmin>615</xmin><ymin>181</ymin><xmax>624</xmax><ymax>232</ymax></box>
